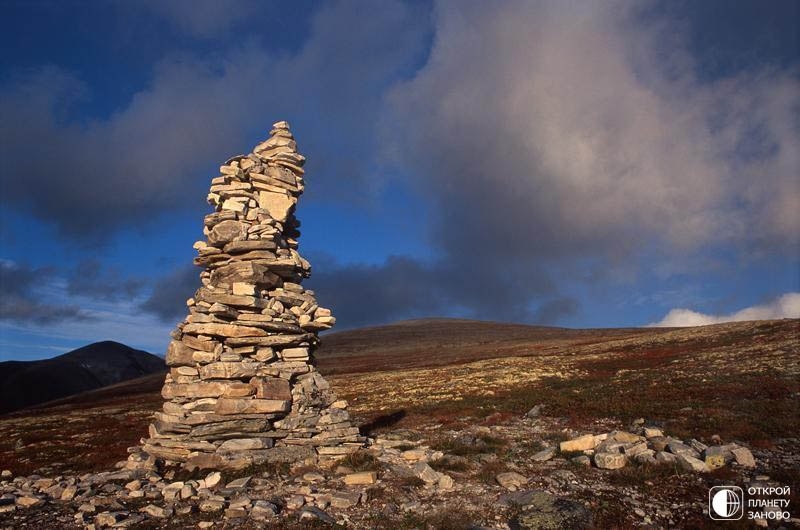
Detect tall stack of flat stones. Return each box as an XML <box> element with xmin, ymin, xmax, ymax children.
<box><xmin>127</xmin><ymin>121</ymin><xmax>364</xmax><ymax>471</ymax></box>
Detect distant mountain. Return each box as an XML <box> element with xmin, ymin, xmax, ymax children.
<box><xmin>0</xmin><ymin>341</ymin><xmax>165</xmax><ymax>414</ymax></box>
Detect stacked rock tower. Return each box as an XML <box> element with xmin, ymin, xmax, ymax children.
<box><xmin>128</xmin><ymin>121</ymin><xmax>364</xmax><ymax>471</ymax></box>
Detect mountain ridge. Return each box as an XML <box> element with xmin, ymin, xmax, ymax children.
<box><xmin>0</xmin><ymin>341</ymin><xmax>165</xmax><ymax>414</ymax></box>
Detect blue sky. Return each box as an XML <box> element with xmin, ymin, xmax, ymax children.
<box><xmin>1</xmin><ymin>0</ymin><xmax>798</xmax><ymax>360</ymax></box>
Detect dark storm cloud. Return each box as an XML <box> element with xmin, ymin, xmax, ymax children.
<box><xmin>532</xmin><ymin>298</ymin><xmax>580</xmax><ymax>326</ymax></box>
<box><xmin>306</xmin><ymin>256</ymin><xmax>442</xmax><ymax>328</ymax></box>
<box><xmin>67</xmin><ymin>260</ymin><xmax>146</xmax><ymax>301</ymax></box>
<box><xmin>306</xmin><ymin>254</ymin><xmax>557</xmax><ymax>329</ymax></box>
<box><xmin>0</xmin><ymin>0</ymin><xmax>429</xmax><ymax>242</ymax></box>
<box><xmin>370</xmin><ymin>0</ymin><xmax>799</xmax><ymax>326</ymax></box>
<box><xmin>0</xmin><ymin>261</ymin><xmax>90</xmax><ymax>324</ymax></box>
<box><xmin>140</xmin><ymin>265</ymin><xmax>199</xmax><ymax>321</ymax></box>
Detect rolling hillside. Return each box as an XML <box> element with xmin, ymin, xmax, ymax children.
<box><xmin>0</xmin><ymin>341</ymin><xmax>165</xmax><ymax>414</ymax></box>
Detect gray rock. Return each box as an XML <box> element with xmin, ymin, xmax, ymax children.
<box><xmin>299</xmin><ymin>506</ymin><xmax>336</xmax><ymax>524</ymax></box>
<box><xmin>531</xmin><ymin>447</ymin><xmax>557</xmax><ymax>462</ymax></box>
<box><xmin>633</xmin><ymin>449</ymin><xmax>656</xmax><ymax>463</ymax></box>
<box><xmin>624</xmin><ymin>442</ymin><xmax>649</xmax><ymax>457</ymax></box>
<box><xmin>649</xmin><ymin>436</ymin><xmax>669</xmax><ymax>451</ymax></box>
<box><xmin>731</xmin><ymin>447</ymin><xmax>756</xmax><ymax>468</ymax></box>
<box><xmin>496</xmin><ymin>472</ymin><xmax>529</xmax><ymax>491</ymax></box>
<box><xmin>302</xmin><ymin>472</ymin><xmax>325</xmax><ymax>483</ymax></box>
<box><xmin>643</xmin><ymin>427</ymin><xmax>663</xmax><ymax>438</ymax></box>
<box><xmin>60</xmin><ymin>486</ymin><xmax>78</xmax><ymax>501</ymax></box>
<box><xmin>526</xmin><ymin>404</ymin><xmax>545</xmax><ymax>418</ymax></box>
<box><xmin>15</xmin><ymin>495</ymin><xmax>44</xmax><ymax>508</ymax></box>
<box><xmin>667</xmin><ymin>440</ymin><xmax>700</xmax><ymax>458</ymax></box>
<box><xmin>689</xmin><ymin>439</ymin><xmax>708</xmax><ymax>453</ymax></box>
<box><xmin>667</xmin><ymin>441</ymin><xmax>699</xmax><ymax>458</ymax></box>
<box><xmin>199</xmin><ymin>499</ymin><xmax>225</xmax><ymax>512</ymax></box>
<box><xmin>512</xmin><ymin>490</ymin><xmax>593</xmax><ymax>530</ymax></box>
<box><xmin>655</xmin><ymin>451</ymin><xmax>678</xmax><ymax>465</ymax></box>
<box><xmin>571</xmin><ymin>455</ymin><xmax>591</xmax><ymax>467</ymax></box>
<box><xmin>413</xmin><ymin>462</ymin><xmax>440</xmax><ymax>484</ymax></box>
<box><xmin>594</xmin><ymin>452</ymin><xmax>626</xmax><ymax>470</ymax></box>
<box><xmin>225</xmin><ymin>507</ymin><xmax>249</xmax><ymax>519</ymax></box>
<box><xmin>141</xmin><ymin>504</ymin><xmax>173</xmax><ymax>518</ymax></box>
<box><xmin>438</xmin><ymin>473</ymin><xmax>455</xmax><ymax>490</ymax></box>
<box><xmin>225</xmin><ymin>476</ymin><xmax>252</xmax><ymax>489</ymax></box>
<box><xmin>677</xmin><ymin>454</ymin><xmax>710</xmax><ymax>472</ymax></box>
<box><xmin>286</xmin><ymin>494</ymin><xmax>305</xmax><ymax>510</ymax></box>
<box><xmin>330</xmin><ymin>491</ymin><xmax>361</xmax><ymax>509</ymax></box>
<box><xmin>701</xmin><ymin>446</ymin><xmax>728</xmax><ymax>469</ymax></box>
<box><xmin>199</xmin><ymin>471</ymin><xmax>222</xmax><ymax>489</ymax></box>
<box><xmin>94</xmin><ymin>511</ymin><xmax>127</xmax><ymax>527</ymax></box>
<box><xmin>559</xmin><ymin>434</ymin><xmax>596</xmax><ymax>453</ymax></box>
<box><xmin>250</xmin><ymin>500</ymin><xmax>279</xmax><ymax>521</ymax></box>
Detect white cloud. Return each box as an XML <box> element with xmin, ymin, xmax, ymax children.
<box><xmin>385</xmin><ymin>0</ymin><xmax>800</xmax><ymax>263</ymax></box>
<box><xmin>650</xmin><ymin>292</ymin><xmax>800</xmax><ymax>327</ymax></box>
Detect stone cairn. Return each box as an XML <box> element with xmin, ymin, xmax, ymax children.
<box><xmin>127</xmin><ymin>121</ymin><xmax>364</xmax><ymax>471</ymax></box>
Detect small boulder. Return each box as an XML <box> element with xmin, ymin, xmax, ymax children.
<box><xmin>330</xmin><ymin>491</ymin><xmax>361</xmax><ymax>509</ymax></box>
<box><xmin>299</xmin><ymin>506</ymin><xmax>336</xmax><ymax>524</ymax></box>
<box><xmin>559</xmin><ymin>434</ymin><xmax>596</xmax><ymax>453</ymax></box>
<box><xmin>677</xmin><ymin>454</ymin><xmax>710</xmax><ymax>473</ymax></box>
<box><xmin>532</xmin><ymin>447</ymin><xmax>557</xmax><ymax>462</ymax></box>
<box><xmin>94</xmin><ymin>511</ymin><xmax>127</xmax><ymax>527</ymax></box>
<box><xmin>513</xmin><ymin>490</ymin><xmax>593</xmax><ymax>530</ymax></box>
<box><xmin>199</xmin><ymin>499</ymin><xmax>225</xmax><ymax>513</ymax></box>
<box><xmin>401</xmin><ymin>449</ymin><xmax>427</xmax><ymax>462</ymax></box>
<box><xmin>413</xmin><ymin>462</ymin><xmax>440</xmax><ymax>484</ymax></box>
<box><xmin>667</xmin><ymin>440</ymin><xmax>698</xmax><ymax>458</ymax></box>
<box><xmin>225</xmin><ymin>476</ymin><xmax>251</xmax><ymax>489</ymax></box>
<box><xmin>438</xmin><ymin>474</ymin><xmax>455</xmax><ymax>490</ymax></box>
<box><xmin>655</xmin><ymin>451</ymin><xmax>677</xmax><ymax>465</ymax></box>
<box><xmin>343</xmin><ymin>471</ymin><xmax>377</xmax><ymax>485</ymax></box>
<box><xmin>201</xmin><ymin>471</ymin><xmax>222</xmax><ymax>489</ymax></box>
<box><xmin>250</xmin><ymin>500</ymin><xmax>279</xmax><ymax>521</ymax></box>
<box><xmin>731</xmin><ymin>447</ymin><xmax>756</xmax><ymax>468</ymax></box>
<box><xmin>594</xmin><ymin>452</ymin><xmax>626</xmax><ymax>470</ymax></box>
<box><xmin>285</xmin><ymin>494</ymin><xmax>305</xmax><ymax>510</ymax></box>
<box><xmin>60</xmin><ymin>486</ymin><xmax>78</xmax><ymax>501</ymax></box>
<box><xmin>643</xmin><ymin>427</ymin><xmax>664</xmax><ymax>438</ymax></box>
<box><xmin>649</xmin><ymin>436</ymin><xmax>669</xmax><ymax>451</ymax></box>
<box><xmin>141</xmin><ymin>504</ymin><xmax>173</xmax><ymax>518</ymax></box>
<box><xmin>571</xmin><ymin>455</ymin><xmax>591</xmax><ymax>467</ymax></box>
<box><xmin>16</xmin><ymin>496</ymin><xmax>44</xmax><ymax>508</ymax></box>
<box><xmin>496</xmin><ymin>471</ymin><xmax>529</xmax><ymax>491</ymax></box>
<box><xmin>526</xmin><ymin>404</ymin><xmax>545</xmax><ymax>418</ymax></box>
<box><xmin>302</xmin><ymin>472</ymin><xmax>325</xmax><ymax>483</ymax></box>
<box><xmin>609</xmin><ymin>431</ymin><xmax>641</xmax><ymax>443</ymax></box>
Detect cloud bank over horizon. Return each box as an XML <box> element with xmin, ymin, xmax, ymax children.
<box><xmin>0</xmin><ymin>0</ymin><xmax>797</xmax><ymax>358</ymax></box>
<box><xmin>651</xmin><ymin>292</ymin><xmax>800</xmax><ymax>327</ymax></box>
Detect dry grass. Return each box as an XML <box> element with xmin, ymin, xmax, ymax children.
<box><xmin>336</xmin><ymin>450</ymin><xmax>383</xmax><ymax>472</ymax></box>
<box><xmin>0</xmin><ymin>318</ymin><xmax>796</xmax><ymax>478</ymax></box>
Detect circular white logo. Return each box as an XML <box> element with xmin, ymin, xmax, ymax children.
<box><xmin>712</xmin><ymin>488</ymin><xmax>742</xmax><ymax>518</ymax></box>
